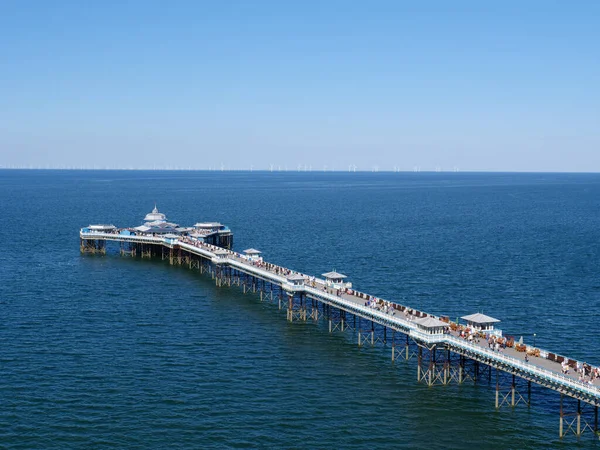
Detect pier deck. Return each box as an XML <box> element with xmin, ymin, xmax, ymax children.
<box><xmin>80</xmin><ymin>227</ymin><xmax>600</xmax><ymax>438</ymax></box>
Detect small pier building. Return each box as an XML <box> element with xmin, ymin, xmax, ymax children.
<box><xmin>192</xmin><ymin>222</ymin><xmax>233</xmax><ymax>247</ymax></box>
<box><xmin>415</xmin><ymin>317</ymin><xmax>449</xmax><ymax>335</ymax></box>
<box><xmin>287</xmin><ymin>273</ymin><xmax>307</xmax><ymax>286</ymax></box>
<box><xmin>322</xmin><ymin>271</ymin><xmax>351</xmax><ymax>290</ymax></box>
<box><xmin>462</xmin><ymin>313</ymin><xmax>502</xmax><ymax>337</ymax></box>
<box><xmin>243</xmin><ymin>248</ymin><xmax>262</xmax><ymax>262</ymax></box>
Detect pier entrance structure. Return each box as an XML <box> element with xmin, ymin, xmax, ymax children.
<box><xmin>80</xmin><ymin>210</ymin><xmax>600</xmax><ymax>439</ymax></box>
<box><xmin>80</xmin><ymin>206</ymin><xmax>233</xmax><ymax>251</ymax></box>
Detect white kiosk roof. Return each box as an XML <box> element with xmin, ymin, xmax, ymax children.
<box><xmin>415</xmin><ymin>317</ymin><xmax>448</xmax><ymax>329</ymax></box>
<box><xmin>243</xmin><ymin>248</ymin><xmax>262</xmax><ymax>254</ymax></box>
<box><xmin>322</xmin><ymin>271</ymin><xmax>347</xmax><ymax>279</ymax></box>
<box><xmin>287</xmin><ymin>274</ymin><xmax>307</xmax><ymax>281</ymax></box>
<box><xmin>461</xmin><ymin>313</ymin><xmax>501</xmax><ymax>324</ymax></box>
<box><xmin>88</xmin><ymin>224</ymin><xmax>116</xmax><ymax>231</ymax></box>
<box><xmin>194</xmin><ymin>222</ymin><xmax>223</xmax><ymax>228</ymax></box>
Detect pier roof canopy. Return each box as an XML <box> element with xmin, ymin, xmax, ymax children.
<box><xmin>322</xmin><ymin>271</ymin><xmax>347</xmax><ymax>280</ymax></box>
<box><xmin>88</xmin><ymin>224</ymin><xmax>116</xmax><ymax>231</ymax></box>
<box><xmin>135</xmin><ymin>221</ymin><xmax>179</xmax><ymax>234</ymax></box>
<box><xmin>144</xmin><ymin>205</ymin><xmax>167</xmax><ymax>222</ymax></box>
<box><xmin>415</xmin><ymin>317</ymin><xmax>448</xmax><ymax>329</ymax></box>
<box><xmin>461</xmin><ymin>313</ymin><xmax>501</xmax><ymax>324</ymax></box>
<box><xmin>243</xmin><ymin>248</ymin><xmax>262</xmax><ymax>254</ymax></box>
<box><xmin>287</xmin><ymin>274</ymin><xmax>307</xmax><ymax>281</ymax></box>
<box><xmin>194</xmin><ymin>222</ymin><xmax>223</xmax><ymax>229</ymax></box>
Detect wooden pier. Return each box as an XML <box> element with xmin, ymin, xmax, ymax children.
<box><xmin>80</xmin><ymin>219</ymin><xmax>600</xmax><ymax>440</ymax></box>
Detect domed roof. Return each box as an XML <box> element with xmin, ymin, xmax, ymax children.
<box><xmin>144</xmin><ymin>205</ymin><xmax>167</xmax><ymax>222</ymax></box>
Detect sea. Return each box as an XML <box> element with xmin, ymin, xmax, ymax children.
<box><xmin>1</xmin><ymin>170</ymin><xmax>599</xmax><ymax>449</ymax></box>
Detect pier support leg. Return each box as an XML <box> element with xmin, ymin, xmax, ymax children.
<box><xmin>429</xmin><ymin>349</ymin><xmax>434</xmax><ymax>386</ymax></box>
<box><xmin>577</xmin><ymin>400</ymin><xmax>581</xmax><ymax>436</ymax></box>
<box><xmin>444</xmin><ymin>350</ymin><xmax>450</xmax><ymax>385</ymax></box>
<box><xmin>417</xmin><ymin>347</ymin><xmax>422</xmax><ymax>381</ymax></box>
<box><xmin>287</xmin><ymin>294</ymin><xmax>293</xmax><ymax>322</ymax></box>
<box><xmin>560</xmin><ymin>394</ymin><xmax>564</xmax><ymax>438</ymax></box>
<box><xmin>556</xmin><ymin>395</ymin><xmax>594</xmax><ymax>438</ymax></box>
<box><xmin>495</xmin><ymin>371</ymin><xmax>500</xmax><ymax>409</ymax></box>
<box><xmin>301</xmin><ymin>294</ymin><xmax>307</xmax><ymax>321</ymax></box>
<box><xmin>494</xmin><ymin>370</ymin><xmax>528</xmax><ymax>409</ymax></box>
<box><xmin>511</xmin><ymin>375</ymin><xmax>516</xmax><ymax>407</ymax></box>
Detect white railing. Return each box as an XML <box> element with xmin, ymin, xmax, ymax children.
<box><xmin>302</xmin><ymin>286</ymin><xmax>598</xmax><ymax>399</ymax></box>
<box><xmin>178</xmin><ymin>241</ymin><xmax>214</xmax><ymax>259</ymax></box>
<box><xmin>80</xmin><ymin>231</ymin><xmax>163</xmax><ymax>243</ymax></box>
<box><xmin>445</xmin><ymin>336</ymin><xmax>600</xmax><ymax>397</ymax></box>
<box><xmin>227</xmin><ymin>259</ymin><xmax>289</xmax><ymax>285</ymax></box>
<box><xmin>304</xmin><ymin>286</ymin><xmax>418</xmax><ymax>333</ymax></box>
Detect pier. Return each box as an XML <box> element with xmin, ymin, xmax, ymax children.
<box><xmin>80</xmin><ymin>207</ymin><xmax>600</xmax><ymax>439</ymax></box>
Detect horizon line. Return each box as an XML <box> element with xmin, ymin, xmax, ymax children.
<box><xmin>1</xmin><ymin>167</ymin><xmax>600</xmax><ymax>174</ymax></box>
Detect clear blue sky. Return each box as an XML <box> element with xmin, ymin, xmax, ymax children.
<box><xmin>1</xmin><ymin>1</ymin><xmax>598</xmax><ymax>171</ymax></box>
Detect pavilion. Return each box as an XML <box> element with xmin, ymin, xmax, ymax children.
<box><xmin>243</xmin><ymin>248</ymin><xmax>262</xmax><ymax>262</ymax></box>
<box><xmin>461</xmin><ymin>313</ymin><xmax>502</xmax><ymax>336</ymax></box>
<box><xmin>322</xmin><ymin>271</ymin><xmax>350</xmax><ymax>289</ymax></box>
<box><xmin>134</xmin><ymin>205</ymin><xmax>180</xmax><ymax>234</ymax></box>
<box><xmin>287</xmin><ymin>273</ymin><xmax>307</xmax><ymax>286</ymax></box>
<box><xmin>415</xmin><ymin>316</ymin><xmax>449</xmax><ymax>335</ymax></box>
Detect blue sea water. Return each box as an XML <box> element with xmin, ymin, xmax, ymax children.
<box><xmin>1</xmin><ymin>169</ymin><xmax>599</xmax><ymax>449</ymax></box>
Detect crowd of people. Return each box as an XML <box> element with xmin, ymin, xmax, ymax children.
<box><xmin>561</xmin><ymin>361</ymin><xmax>600</xmax><ymax>386</ymax></box>
<box><xmin>364</xmin><ymin>298</ymin><xmax>396</xmax><ymax>316</ymax></box>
